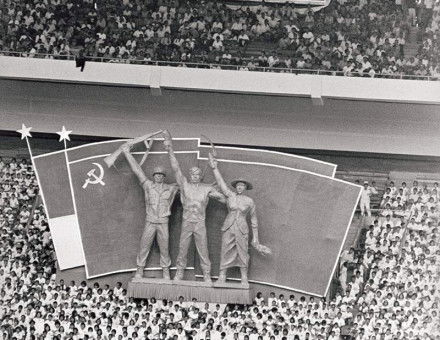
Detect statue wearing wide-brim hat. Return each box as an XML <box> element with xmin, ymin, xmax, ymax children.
<box><xmin>208</xmin><ymin>152</ymin><xmax>271</xmax><ymax>286</ymax></box>
<box><xmin>231</xmin><ymin>179</ymin><xmax>253</xmax><ymax>190</ymax></box>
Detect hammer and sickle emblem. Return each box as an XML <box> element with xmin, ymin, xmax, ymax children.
<box><xmin>82</xmin><ymin>162</ymin><xmax>106</xmax><ymax>189</ymax></box>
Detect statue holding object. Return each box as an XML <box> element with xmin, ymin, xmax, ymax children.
<box><xmin>208</xmin><ymin>152</ymin><xmax>271</xmax><ymax>285</ymax></box>
<box><xmin>103</xmin><ymin>130</ymin><xmax>163</xmax><ymax>168</ymax></box>
<box><xmin>117</xmin><ymin>133</ymin><xmax>178</xmax><ymax>280</ymax></box>
<box><xmin>163</xmin><ymin>130</ymin><xmax>225</xmax><ymax>283</ymax></box>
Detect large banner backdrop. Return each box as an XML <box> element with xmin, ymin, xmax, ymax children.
<box><xmin>33</xmin><ymin>138</ymin><xmax>360</xmax><ymax>297</ymax></box>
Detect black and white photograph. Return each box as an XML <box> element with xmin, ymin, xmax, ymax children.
<box><xmin>0</xmin><ymin>0</ymin><xmax>439</xmax><ymax>339</ymax></box>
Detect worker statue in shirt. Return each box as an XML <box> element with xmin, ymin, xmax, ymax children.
<box><xmin>208</xmin><ymin>152</ymin><xmax>271</xmax><ymax>285</ymax></box>
<box><xmin>120</xmin><ymin>141</ymin><xmax>178</xmax><ymax>280</ymax></box>
<box><xmin>163</xmin><ymin>130</ymin><xmax>225</xmax><ymax>283</ymax></box>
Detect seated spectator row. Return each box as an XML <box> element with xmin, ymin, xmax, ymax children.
<box><xmin>0</xmin><ymin>0</ymin><xmax>439</xmax><ymax>78</ymax></box>
<box><xmin>340</xmin><ymin>179</ymin><xmax>439</xmax><ymax>339</ymax></box>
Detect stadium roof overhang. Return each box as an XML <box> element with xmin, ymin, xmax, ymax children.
<box><xmin>1</xmin><ymin>78</ymin><xmax>439</xmax><ymax>157</ymax></box>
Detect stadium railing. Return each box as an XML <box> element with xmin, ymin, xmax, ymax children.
<box><xmin>1</xmin><ymin>50</ymin><xmax>438</xmax><ymax>81</ymax></box>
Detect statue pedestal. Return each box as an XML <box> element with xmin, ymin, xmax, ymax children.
<box><xmin>127</xmin><ymin>278</ymin><xmax>252</xmax><ymax>304</ymax></box>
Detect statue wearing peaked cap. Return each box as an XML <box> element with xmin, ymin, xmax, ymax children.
<box><xmin>119</xmin><ymin>137</ymin><xmax>178</xmax><ymax>280</ymax></box>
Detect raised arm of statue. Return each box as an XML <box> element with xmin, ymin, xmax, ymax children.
<box><xmin>208</xmin><ymin>185</ymin><xmax>227</xmax><ymax>204</ymax></box>
<box><xmin>121</xmin><ymin>144</ymin><xmax>148</xmax><ymax>185</ymax></box>
<box><xmin>169</xmin><ymin>183</ymin><xmax>180</xmax><ymax>204</ymax></box>
<box><xmin>163</xmin><ymin>130</ymin><xmax>186</xmax><ymax>187</ymax></box>
<box><xmin>208</xmin><ymin>152</ymin><xmax>233</xmax><ymax>198</ymax></box>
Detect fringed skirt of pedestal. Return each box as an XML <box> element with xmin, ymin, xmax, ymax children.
<box><xmin>127</xmin><ymin>278</ymin><xmax>252</xmax><ymax>304</ymax></box>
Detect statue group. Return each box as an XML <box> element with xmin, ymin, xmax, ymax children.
<box><xmin>115</xmin><ymin>130</ymin><xmax>270</xmax><ymax>285</ymax></box>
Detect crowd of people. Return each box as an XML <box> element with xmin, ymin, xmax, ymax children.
<box><xmin>0</xmin><ymin>154</ymin><xmax>439</xmax><ymax>339</ymax></box>
<box><xmin>419</xmin><ymin>0</ymin><xmax>440</xmax><ymax>77</ymax></box>
<box><xmin>0</xmin><ymin>0</ymin><xmax>439</xmax><ymax>77</ymax></box>
<box><xmin>340</xmin><ymin>179</ymin><xmax>440</xmax><ymax>339</ymax></box>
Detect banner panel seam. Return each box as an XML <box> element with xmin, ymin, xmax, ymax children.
<box><xmin>69</xmin><ymin>151</ymin><xmax>199</xmax><ymax>164</ymax></box>
<box><xmin>33</xmin><ymin>138</ymin><xmax>200</xmax><ymax>159</ymax></box>
<box><xmin>323</xmin><ymin>187</ymin><xmax>362</xmax><ymax>297</ymax></box>
<box><xmin>204</xmin><ymin>158</ymin><xmax>360</xmax><ymax>189</ymax></box>
<box><xmin>64</xmin><ymin>149</ymin><xmax>88</xmax><ymax>275</ymax></box>
<box><xmin>194</xmin><ymin>275</ymin><xmax>322</xmax><ymax>297</ymax></box>
<box><xmin>87</xmin><ymin>267</ymin><xmax>195</xmax><ymax>279</ymax></box>
<box><xmin>199</xmin><ymin>145</ymin><xmax>337</xmax><ymax>169</ymax></box>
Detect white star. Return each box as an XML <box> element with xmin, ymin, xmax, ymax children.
<box><xmin>16</xmin><ymin>124</ymin><xmax>32</xmax><ymax>140</ymax></box>
<box><xmin>56</xmin><ymin>126</ymin><xmax>72</xmax><ymax>142</ymax></box>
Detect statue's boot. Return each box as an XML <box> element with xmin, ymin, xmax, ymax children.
<box><xmin>217</xmin><ymin>269</ymin><xmax>227</xmax><ymax>283</ymax></box>
<box><xmin>163</xmin><ymin>267</ymin><xmax>170</xmax><ymax>280</ymax></box>
<box><xmin>240</xmin><ymin>267</ymin><xmax>249</xmax><ymax>285</ymax></box>
<box><xmin>134</xmin><ymin>266</ymin><xmax>144</xmax><ymax>279</ymax></box>
<box><xmin>203</xmin><ymin>271</ymin><xmax>212</xmax><ymax>283</ymax></box>
<box><xmin>174</xmin><ymin>268</ymin><xmax>184</xmax><ymax>281</ymax></box>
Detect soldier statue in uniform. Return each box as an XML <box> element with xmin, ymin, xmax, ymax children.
<box><xmin>121</xmin><ymin>142</ymin><xmax>178</xmax><ymax>280</ymax></box>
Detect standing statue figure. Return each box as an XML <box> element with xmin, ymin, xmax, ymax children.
<box><xmin>208</xmin><ymin>152</ymin><xmax>270</xmax><ymax>285</ymax></box>
<box><xmin>163</xmin><ymin>130</ymin><xmax>225</xmax><ymax>283</ymax></box>
<box><xmin>120</xmin><ymin>141</ymin><xmax>178</xmax><ymax>280</ymax></box>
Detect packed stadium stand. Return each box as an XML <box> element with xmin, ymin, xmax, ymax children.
<box><xmin>1</xmin><ymin>155</ymin><xmax>438</xmax><ymax>339</ymax></box>
<box><xmin>0</xmin><ymin>0</ymin><xmax>439</xmax><ymax>78</ymax></box>
<box><xmin>1</xmin><ymin>0</ymin><xmax>440</xmax><ymax>338</ymax></box>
